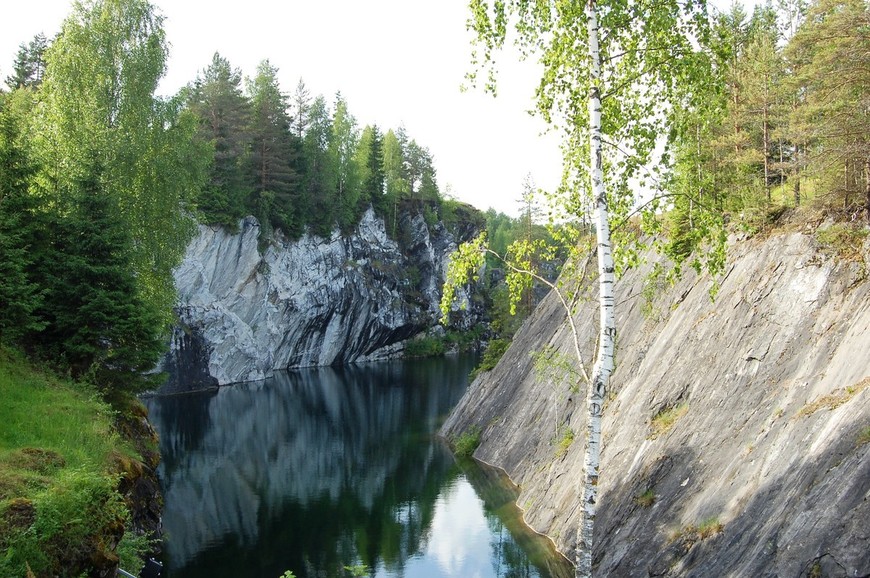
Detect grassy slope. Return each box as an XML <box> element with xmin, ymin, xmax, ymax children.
<box><xmin>0</xmin><ymin>348</ymin><xmax>140</xmax><ymax>577</ymax></box>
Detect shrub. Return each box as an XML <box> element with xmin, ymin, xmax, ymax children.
<box><xmin>554</xmin><ymin>426</ymin><xmax>575</xmax><ymax>459</ymax></box>
<box><xmin>454</xmin><ymin>426</ymin><xmax>482</xmax><ymax>458</ymax></box>
<box><xmin>472</xmin><ymin>338</ymin><xmax>510</xmax><ymax>378</ymax></box>
<box><xmin>796</xmin><ymin>378</ymin><xmax>870</xmax><ymax>419</ymax></box>
<box><xmin>669</xmin><ymin>517</ymin><xmax>723</xmax><ymax>553</ymax></box>
<box><xmin>634</xmin><ymin>489</ymin><xmax>656</xmax><ymax>508</ymax></box>
<box><xmin>404</xmin><ymin>335</ymin><xmax>446</xmax><ymax>358</ymax></box>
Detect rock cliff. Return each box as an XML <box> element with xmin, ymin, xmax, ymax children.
<box><xmin>160</xmin><ymin>206</ymin><xmax>482</xmax><ymax>391</ymax></box>
<box><xmin>441</xmin><ymin>226</ymin><xmax>870</xmax><ymax>576</ymax></box>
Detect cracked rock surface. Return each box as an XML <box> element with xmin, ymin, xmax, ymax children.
<box><xmin>441</xmin><ymin>230</ymin><xmax>870</xmax><ymax>577</ymax></box>
<box><xmin>159</xmin><ymin>208</ymin><xmax>481</xmax><ymax>391</ymax></box>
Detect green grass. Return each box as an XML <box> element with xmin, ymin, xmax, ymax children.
<box><xmin>648</xmin><ymin>403</ymin><xmax>689</xmax><ymax>439</ymax></box>
<box><xmin>0</xmin><ymin>352</ymin><xmax>120</xmax><ymax>469</ymax></box>
<box><xmin>857</xmin><ymin>426</ymin><xmax>870</xmax><ymax>447</ymax></box>
<box><xmin>0</xmin><ymin>347</ymin><xmax>137</xmax><ymax>577</ymax></box>
<box><xmin>697</xmin><ymin>517</ymin><xmax>724</xmax><ymax>539</ymax></box>
<box><xmin>815</xmin><ymin>224</ymin><xmax>869</xmax><ymax>263</ymax></box>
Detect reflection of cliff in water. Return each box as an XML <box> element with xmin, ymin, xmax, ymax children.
<box><xmin>147</xmin><ymin>355</ymin><xmax>490</xmax><ymax>577</ymax></box>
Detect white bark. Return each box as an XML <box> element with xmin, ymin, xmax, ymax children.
<box><xmin>577</xmin><ymin>0</ymin><xmax>615</xmax><ymax>576</ymax></box>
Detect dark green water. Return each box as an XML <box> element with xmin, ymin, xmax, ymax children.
<box><xmin>144</xmin><ymin>355</ymin><xmax>573</xmax><ymax>578</ymax></box>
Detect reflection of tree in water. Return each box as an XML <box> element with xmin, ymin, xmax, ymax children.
<box><xmin>490</xmin><ymin>521</ymin><xmax>535</xmax><ymax>578</ymax></box>
<box><xmin>148</xmin><ymin>356</ymin><xmax>474</xmax><ymax>577</ymax></box>
<box><xmin>147</xmin><ymin>355</ymin><xmax>571</xmax><ymax>578</ymax></box>
<box><xmin>464</xmin><ymin>460</ymin><xmax>574</xmax><ymax>578</ymax></box>
<box><xmin>144</xmin><ymin>388</ymin><xmax>216</xmax><ymax>472</ymax></box>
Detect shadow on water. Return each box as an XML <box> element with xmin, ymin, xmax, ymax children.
<box><xmin>144</xmin><ymin>355</ymin><xmax>573</xmax><ymax>578</ymax></box>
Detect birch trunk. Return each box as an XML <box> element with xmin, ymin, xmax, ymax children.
<box><xmin>576</xmin><ymin>0</ymin><xmax>615</xmax><ymax>576</ymax></box>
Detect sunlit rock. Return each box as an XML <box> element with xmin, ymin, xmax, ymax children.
<box><xmin>160</xmin><ymin>207</ymin><xmax>482</xmax><ymax>390</ymax></box>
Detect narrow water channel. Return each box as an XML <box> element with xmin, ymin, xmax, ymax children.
<box><xmin>144</xmin><ymin>354</ymin><xmax>573</xmax><ymax>578</ymax></box>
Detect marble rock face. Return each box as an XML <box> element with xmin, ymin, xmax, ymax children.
<box><xmin>160</xmin><ymin>208</ymin><xmax>480</xmax><ymax>391</ymax></box>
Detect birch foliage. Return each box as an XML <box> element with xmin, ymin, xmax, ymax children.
<box><xmin>34</xmin><ymin>0</ymin><xmax>206</xmax><ymax>325</ymax></box>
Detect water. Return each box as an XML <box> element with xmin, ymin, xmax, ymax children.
<box><xmin>144</xmin><ymin>355</ymin><xmax>573</xmax><ymax>578</ymax></box>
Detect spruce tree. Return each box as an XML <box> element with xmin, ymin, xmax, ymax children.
<box><xmin>39</xmin><ymin>171</ymin><xmax>163</xmax><ymax>391</ymax></box>
<box><xmin>0</xmin><ymin>90</ymin><xmax>43</xmax><ymax>344</ymax></box>
<box><xmin>4</xmin><ymin>34</ymin><xmax>48</xmax><ymax>89</ymax></box>
<box><xmin>363</xmin><ymin>125</ymin><xmax>386</xmax><ymax>213</ymax></box>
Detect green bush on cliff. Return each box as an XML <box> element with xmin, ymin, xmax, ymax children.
<box><xmin>0</xmin><ymin>348</ymin><xmax>140</xmax><ymax>576</ymax></box>
<box><xmin>454</xmin><ymin>426</ymin><xmax>482</xmax><ymax>459</ymax></box>
<box><xmin>471</xmin><ymin>338</ymin><xmax>511</xmax><ymax>378</ymax></box>
<box><xmin>405</xmin><ymin>327</ymin><xmax>485</xmax><ymax>359</ymax></box>
<box><xmin>405</xmin><ymin>335</ymin><xmax>447</xmax><ymax>358</ymax></box>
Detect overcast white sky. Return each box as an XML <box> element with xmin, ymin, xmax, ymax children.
<box><xmin>1</xmin><ymin>0</ymin><xmax>563</xmax><ymax>217</ymax></box>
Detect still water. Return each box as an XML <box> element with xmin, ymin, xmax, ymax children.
<box><xmin>144</xmin><ymin>355</ymin><xmax>573</xmax><ymax>578</ymax></box>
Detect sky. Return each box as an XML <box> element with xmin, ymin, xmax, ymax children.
<box><xmin>0</xmin><ymin>0</ymin><xmax>564</xmax><ymax>217</ymax></box>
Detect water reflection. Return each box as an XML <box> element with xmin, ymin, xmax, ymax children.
<box><xmin>145</xmin><ymin>355</ymin><xmax>572</xmax><ymax>578</ymax></box>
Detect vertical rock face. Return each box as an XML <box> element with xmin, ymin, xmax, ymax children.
<box><xmin>161</xmin><ymin>208</ymin><xmax>481</xmax><ymax>391</ymax></box>
<box><xmin>441</xmin><ymin>229</ymin><xmax>870</xmax><ymax>577</ymax></box>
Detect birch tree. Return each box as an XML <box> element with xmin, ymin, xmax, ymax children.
<box><xmin>35</xmin><ymin>0</ymin><xmax>207</xmax><ymax>327</ymax></box>
<box><xmin>443</xmin><ymin>1</ymin><xmax>711</xmax><ymax>575</ymax></box>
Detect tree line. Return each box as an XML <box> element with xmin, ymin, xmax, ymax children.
<box><xmin>184</xmin><ymin>53</ymin><xmax>442</xmax><ymax>238</ymax></box>
<box><xmin>0</xmin><ymin>0</ymin><xmax>449</xmax><ymax>395</ymax></box>
<box><xmin>666</xmin><ymin>0</ymin><xmax>869</xmax><ymax>261</ymax></box>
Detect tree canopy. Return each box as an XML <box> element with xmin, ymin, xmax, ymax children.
<box><xmin>0</xmin><ymin>0</ymin><xmax>455</xmax><ymax>394</ymax></box>
<box><xmin>0</xmin><ymin>0</ymin><xmax>205</xmax><ymax>391</ymax></box>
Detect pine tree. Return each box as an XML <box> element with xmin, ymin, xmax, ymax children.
<box><xmin>786</xmin><ymin>0</ymin><xmax>870</xmax><ymax>217</ymax></box>
<box><xmin>187</xmin><ymin>52</ymin><xmax>253</xmax><ymax>227</ymax></box>
<box><xmin>246</xmin><ymin>59</ymin><xmax>302</xmax><ymax>236</ymax></box>
<box><xmin>291</xmin><ymin>77</ymin><xmax>311</xmax><ymax>139</ymax></box>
